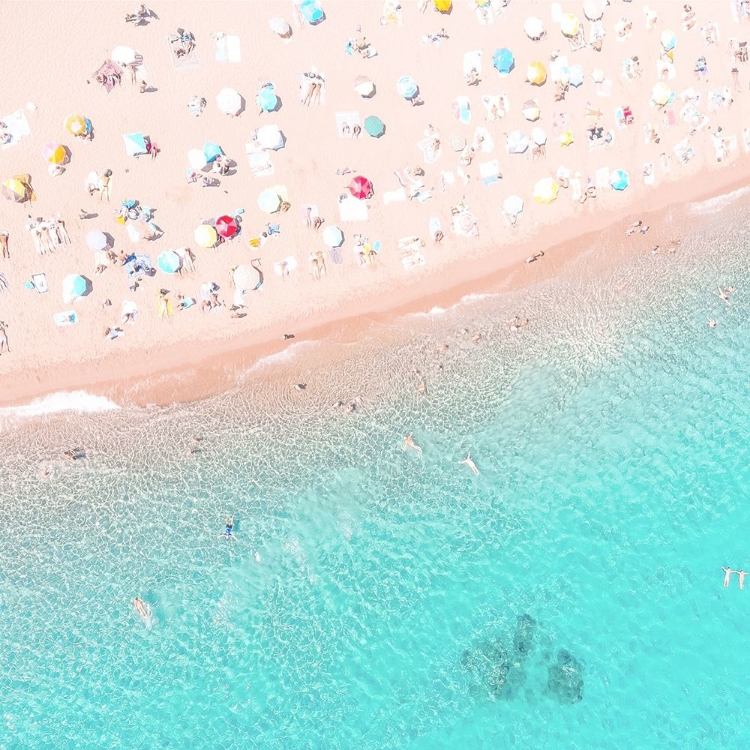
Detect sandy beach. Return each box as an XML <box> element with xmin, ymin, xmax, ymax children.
<box><xmin>2</xmin><ymin>0</ymin><xmax>749</xmax><ymax>408</ymax></box>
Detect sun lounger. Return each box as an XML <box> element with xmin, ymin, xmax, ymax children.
<box><xmin>215</xmin><ymin>34</ymin><xmax>241</xmax><ymax>62</ymax></box>
<box><xmin>54</xmin><ymin>311</ymin><xmax>78</xmax><ymax>327</ymax></box>
<box><xmin>31</xmin><ymin>273</ymin><xmax>48</xmax><ymax>294</ymax></box>
<box><xmin>0</xmin><ymin>110</ymin><xmax>31</xmax><ymax>150</ymax></box>
<box><xmin>335</xmin><ymin>111</ymin><xmax>361</xmax><ymax>137</ymax></box>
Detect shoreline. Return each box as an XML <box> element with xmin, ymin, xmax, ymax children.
<box><xmin>3</xmin><ymin>157</ymin><xmax>749</xmax><ymax>412</ymax></box>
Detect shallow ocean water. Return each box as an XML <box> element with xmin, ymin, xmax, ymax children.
<box><xmin>2</xmin><ymin>202</ymin><xmax>750</xmax><ymax>748</ymax></box>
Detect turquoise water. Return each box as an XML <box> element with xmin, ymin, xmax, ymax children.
<box><xmin>2</xmin><ymin>202</ymin><xmax>750</xmax><ymax>748</ymax></box>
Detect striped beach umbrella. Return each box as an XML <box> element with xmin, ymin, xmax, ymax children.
<box><xmin>397</xmin><ymin>76</ymin><xmax>418</xmax><ymax>100</ymax></box>
<box><xmin>527</xmin><ymin>61</ymin><xmax>547</xmax><ymax>85</ymax></box>
<box><xmin>232</xmin><ymin>264</ymin><xmax>257</xmax><ymax>291</ymax></box>
<box><xmin>492</xmin><ymin>48</ymin><xmax>514</xmax><ymax>75</ymax></box>
<box><xmin>194</xmin><ymin>225</ymin><xmax>218</xmax><ymax>248</ymax></box>
<box><xmin>1</xmin><ymin>178</ymin><xmax>29</xmax><ymax>203</ymax></box>
<box><xmin>522</xmin><ymin>100</ymin><xmax>540</xmax><ymax>121</ymax></box>
<box><xmin>216</xmin><ymin>215</ymin><xmax>239</xmax><ymax>238</ymax></box>
<box><xmin>506</xmin><ymin>130</ymin><xmax>529</xmax><ymax>154</ymax></box>
<box><xmin>43</xmin><ymin>143</ymin><xmax>67</xmax><ymax>165</ymax></box>
<box><xmin>364</xmin><ymin>115</ymin><xmax>385</xmax><ymax>138</ymax></box>
<box><xmin>533</xmin><ymin>178</ymin><xmax>559</xmax><ymax>204</ymax></box>
<box><xmin>349</xmin><ymin>175</ymin><xmax>373</xmax><ymax>200</ymax></box>
<box><xmin>610</xmin><ymin>169</ymin><xmax>629</xmax><ymax>191</ymax></box>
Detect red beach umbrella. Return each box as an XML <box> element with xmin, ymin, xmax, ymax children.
<box><xmin>349</xmin><ymin>175</ymin><xmax>373</xmax><ymax>200</ymax></box>
<box><xmin>216</xmin><ymin>215</ymin><xmax>238</xmax><ymax>238</ymax></box>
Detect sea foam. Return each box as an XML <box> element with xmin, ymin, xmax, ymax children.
<box><xmin>689</xmin><ymin>185</ymin><xmax>750</xmax><ymax>215</ymax></box>
<box><xmin>0</xmin><ymin>390</ymin><xmax>120</xmax><ymax>423</ymax></box>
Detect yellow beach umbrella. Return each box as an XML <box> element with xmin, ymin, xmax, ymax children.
<box><xmin>194</xmin><ymin>224</ymin><xmax>218</xmax><ymax>248</ymax></box>
<box><xmin>559</xmin><ymin>130</ymin><xmax>574</xmax><ymax>146</ymax></box>
<box><xmin>560</xmin><ymin>13</ymin><xmax>580</xmax><ymax>37</ymax></box>
<box><xmin>64</xmin><ymin>114</ymin><xmax>86</xmax><ymax>136</ymax></box>
<box><xmin>1</xmin><ymin>178</ymin><xmax>29</xmax><ymax>202</ymax></box>
<box><xmin>651</xmin><ymin>82</ymin><xmax>672</xmax><ymax>106</ymax></box>
<box><xmin>522</xmin><ymin>100</ymin><xmax>541</xmax><ymax>121</ymax></box>
<box><xmin>433</xmin><ymin>0</ymin><xmax>452</xmax><ymax>11</ymax></box>
<box><xmin>527</xmin><ymin>61</ymin><xmax>547</xmax><ymax>85</ymax></box>
<box><xmin>43</xmin><ymin>143</ymin><xmax>66</xmax><ymax>165</ymax></box>
<box><xmin>533</xmin><ymin>177</ymin><xmax>559</xmax><ymax>204</ymax></box>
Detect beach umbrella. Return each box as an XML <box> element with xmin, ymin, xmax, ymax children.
<box><xmin>86</xmin><ymin>230</ymin><xmax>108</xmax><ymax>252</ymax></box>
<box><xmin>560</xmin><ymin>13</ymin><xmax>580</xmax><ymax>37</ymax></box>
<box><xmin>527</xmin><ymin>62</ymin><xmax>547</xmax><ymax>85</ymax></box>
<box><xmin>559</xmin><ymin>130</ymin><xmax>574</xmax><ymax>146</ymax></box>
<box><xmin>123</xmin><ymin>132</ymin><xmax>148</xmax><ymax>156</ymax></box>
<box><xmin>1</xmin><ymin>178</ymin><xmax>28</xmax><ymax>203</ymax></box>
<box><xmin>217</xmin><ymin>88</ymin><xmax>242</xmax><ymax>115</ymax></box>
<box><xmin>188</xmin><ymin>148</ymin><xmax>208</xmax><ymax>170</ymax></box>
<box><xmin>531</xmin><ymin>127</ymin><xmax>547</xmax><ymax>145</ymax></box>
<box><xmin>506</xmin><ymin>131</ymin><xmax>529</xmax><ymax>154</ymax></box>
<box><xmin>256</xmin><ymin>87</ymin><xmax>278</xmax><ymax>113</ymax></box>
<box><xmin>583</xmin><ymin>0</ymin><xmax>604</xmax><ymax>21</ymax></box>
<box><xmin>492</xmin><ymin>48</ymin><xmax>514</xmax><ymax>75</ymax></box>
<box><xmin>216</xmin><ymin>215</ymin><xmax>239</xmax><ymax>238</ymax></box>
<box><xmin>522</xmin><ymin>100</ymin><xmax>540</xmax><ymax>121</ymax></box>
<box><xmin>269</xmin><ymin>17</ymin><xmax>291</xmax><ymax>36</ymax></box>
<box><xmin>64</xmin><ymin>114</ymin><xmax>87</xmax><ymax>136</ymax></box>
<box><xmin>349</xmin><ymin>175</ymin><xmax>373</xmax><ymax>200</ymax></box>
<box><xmin>591</xmin><ymin>68</ymin><xmax>605</xmax><ymax>84</ymax></box>
<box><xmin>203</xmin><ymin>142</ymin><xmax>223</xmax><ymax>163</ymax></box>
<box><xmin>43</xmin><ymin>143</ymin><xmax>67</xmax><ymax>165</ymax></box>
<box><xmin>660</xmin><ymin>29</ymin><xmax>677</xmax><ymax>51</ymax></box>
<box><xmin>503</xmin><ymin>195</ymin><xmax>524</xmax><ymax>216</ymax></box>
<box><xmin>111</xmin><ymin>45</ymin><xmax>137</xmax><ymax>65</ymax></box>
<box><xmin>62</xmin><ymin>274</ymin><xmax>88</xmax><ymax>302</ymax></box>
<box><xmin>257</xmin><ymin>188</ymin><xmax>282</xmax><ymax>213</ymax></box>
<box><xmin>364</xmin><ymin>115</ymin><xmax>385</xmax><ymax>138</ymax></box>
<box><xmin>610</xmin><ymin>169</ymin><xmax>629</xmax><ymax>191</ymax></box>
<box><xmin>533</xmin><ymin>177</ymin><xmax>559</xmax><ymax>204</ymax></box>
<box><xmin>323</xmin><ymin>225</ymin><xmax>344</xmax><ymax>248</ymax></box>
<box><xmin>299</xmin><ymin>0</ymin><xmax>324</xmax><ymax>25</ymax></box>
<box><xmin>523</xmin><ymin>16</ymin><xmax>545</xmax><ymax>40</ymax></box>
<box><xmin>433</xmin><ymin>0</ymin><xmax>452</xmax><ymax>11</ymax></box>
<box><xmin>256</xmin><ymin>124</ymin><xmax>284</xmax><ymax>150</ymax></box>
<box><xmin>569</xmin><ymin>64</ymin><xmax>584</xmax><ymax>87</ymax></box>
<box><xmin>354</xmin><ymin>75</ymin><xmax>376</xmax><ymax>98</ymax></box>
<box><xmin>397</xmin><ymin>75</ymin><xmax>418</xmax><ymax>100</ymax></box>
<box><xmin>232</xmin><ymin>264</ymin><xmax>256</xmax><ymax>291</ymax></box>
<box><xmin>157</xmin><ymin>250</ymin><xmax>182</xmax><ymax>274</ymax></box>
<box><xmin>194</xmin><ymin>224</ymin><xmax>217</xmax><ymax>248</ymax></box>
<box><xmin>652</xmin><ymin>82</ymin><xmax>672</xmax><ymax>106</ymax></box>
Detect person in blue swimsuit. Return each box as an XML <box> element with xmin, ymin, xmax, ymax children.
<box><xmin>219</xmin><ymin>515</ymin><xmax>237</xmax><ymax>540</ymax></box>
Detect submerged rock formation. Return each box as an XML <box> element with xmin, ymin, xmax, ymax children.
<box><xmin>547</xmin><ymin>649</ymin><xmax>584</xmax><ymax>704</ymax></box>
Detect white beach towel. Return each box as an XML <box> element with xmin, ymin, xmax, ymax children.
<box><xmin>0</xmin><ymin>110</ymin><xmax>31</xmax><ymax>150</ymax></box>
<box><xmin>463</xmin><ymin>50</ymin><xmax>483</xmax><ymax>76</ymax></box>
<box><xmin>429</xmin><ymin>217</ymin><xmax>442</xmax><ymax>239</ymax></box>
<box><xmin>570</xmin><ymin>178</ymin><xmax>582</xmax><ymax>201</ymax></box>
<box><xmin>127</xmin><ymin>224</ymin><xmax>140</xmax><ymax>243</ymax></box>
<box><xmin>596</xmin><ymin>79</ymin><xmax>613</xmax><ymax>97</ymax></box>
<box><xmin>479</xmin><ymin>160</ymin><xmax>501</xmax><ymax>185</ymax></box>
<box><xmin>215</xmin><ymin>34</ymin><xmax>241</xmax><ymax>62</ymax></box>
<box><xmin>335</xmin><ymin>111</ymin><xmax>361</xmax><ymax>138</ymax></box>
<box><xmin>339</xmin><ymin>196</ymin><xmax>369</xmax><ymax>222</ymax></box>
<box><xmin>473</xmin><ymin>127</ymin><xmax>494</xmax><ymax>153</ymax></box>
<box><xmin>245</xmin><ymin>142</ymin><xmax>275</xmax><ymax>177</ymax></box>
<box><xmin>383</xmin><ymin>188</ymin><xmax>407</xmax><ymax>205</ymax></box>
<box><xmin>418</xmin><ymin>137</ymin><xmax>442</xmax><ymax>164</ymax></box>
<box><xmin>299</xmin><ymin>73</ymin><xmax>326</xmax><ymax>105</ymax></box>
<box><xmin>31</xmin><ymin>273</ymin><xmax>48</xmax><ymax>294</ymax></box>
<box><xmin>550</xmin><ymin>56</ymin><xmax>570</xmax><ymax>84</ymax></box>
<box><xmin>550</xmin><ymin>3</ymin><xmax>563</xmax><ymax>23</ymax></box>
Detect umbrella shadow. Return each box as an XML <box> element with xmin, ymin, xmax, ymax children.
<box><xmin>81</xmin><ymin>277</ymin><xmax>93</xmax><ymax>298</ymax></box>
<box><xmin>103</xmin><ymin>232</ymin><xmax>115</xmax><ymax>249</ymax></box>
<box><xmin>363</xmin><ymin>85</ymin><xmax>377</xmax><ymax>98</ymax></box>
<box><xmin>237</xmin><ymin>96</ymin><xmax>247</xmax><ymax>116</ymax></box>
<box><xmin>269</xmin><ymin>95</ymin><xmax>283</xmax><ymax>113</ymax></box>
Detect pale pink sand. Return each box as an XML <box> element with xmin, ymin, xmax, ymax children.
<box><xmin>0</xmin><ymin>0</ymin><xmax>748</xmax><ymax>407</ymax></box>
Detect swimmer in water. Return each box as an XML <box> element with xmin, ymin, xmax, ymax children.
<box><xmin>133</xmin><ymin>597</ymin><xmax>150</xmax><ymax>620</ymax></box>
<box><xmin>723</xmin><ymin>567</ymin><xmax>734</xmax><ymax>588</ymax></box>
<box><xmin>459</xmin><ymin>452</ymin><xmax>479</xmax><ymax>475</ymax></box>
<box><xmin>219</xmin><ymin>515</ymin><xmax>237</xmax><ymax>540</ymax></box>
<box><xmin>403</xmin><ymin>434</ymin><xmax>422</xmax><ymax>453</ymax></box>
<box><xmin>740</xmin><ymin>571</ymin><xmax>746</xmax><ymax>590</ymax></box>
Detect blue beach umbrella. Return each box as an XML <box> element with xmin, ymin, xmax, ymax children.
<box><xmin>300</xmin><ymin>0</ymin><xmax>324</xmax><ymax>25</ymax></box>
<box><xmin>364</xmin><ymin>115</ymin><xmax>385</xmax><ymax>138</ymax></box>
<box><xmin>123</xmin><ymin>132</ymin><xmax>148</xmax><ymax>157</ymax></box>
<box><xmin>492</xmin><ymin>48</ymin><xmax>514</xmax><ymax>75</ymax></box>
<box><xmin>397</xmin><ymin>76</ymin><xmax>418</xmax><ymax>100</ymax></box>
<box><xmin>610</xmin><ymin>169</ymin><xmax>629</xmax><ymax>191</ymax></box>
<box><xmin>256</xmin><ymin>87</ymin><xmax>278</xmax><ymax>113</ymax></box>
<box><xmin>661</xmin><ymin>29</ymin><xmax>677</xmax><ymax>52</ymax></box>
<box><xmin>157</xmin><ymin>250</ymin><xmax>182</xmax><ymax>274</ymax></box>
<box><xmin>62</xmin><ymin>274</ymin><xmax>88</xmax><ymax>302</ymax></box>
<box><xmin>203</xmin><ymin>142</ymin><xmax>223</xmax><ymax>163</ymax></box>
<box><xmin>569</xmin><ymin>64</ymin><xmax>584</xmax><ymax>87</ymax></box>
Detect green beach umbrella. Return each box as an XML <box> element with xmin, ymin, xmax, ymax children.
<box><xmin>364</xmin><ymin>115</ymin><xmax>385</xmax><ymax>138</ymax></box>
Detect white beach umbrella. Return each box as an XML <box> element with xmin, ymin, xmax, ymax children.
<box><xmin>522</xmin><ymin>99</ymin><xmax>541</xmax><ymax>122</ymax></box>
<box><xmin>583</xmin><ymin>0</ymin><xmax>604</xmax><ymax>21</ymax></box>
<box><xmin>523</xmin><ymin>17</ymin><xmax>545</xmax><ymax>41</ymax></box>
<box><xmin>323</xmin><ymin>225</ymin><xmax>344</xmax><ymax>248</ymax></box>
<box><xmin>506</xmin><ymin>130</ymin><xmax>529</xmax><ymax>154</ymax></box>
<box><xmin>591</xmin><ymin>68</ymin><xmax>605</xmax><ymax>84</ymax></box>
<box><xmin>111</xmin><ymin>45</ymin><xmax>137</xmax><ymax>65</ymax></box>
<box><xmin>503</xmin><ymin>195</ymin><xmax>524</xmax><ymax>216</ymax></box>
<box><xmin>531</xmin><ymin>127</ymin><xmax>547</xmax><ymax>146</ymax></box>
<box><xmin>269</xmin><ymin>17</ymin><xmax>291</xmax><ymax>36</ymax></box>
<box><xmin>256</xmin><ymin>124</ymin><xmax>285</xmax><ymax>150</ymax></box>
<box><xmin>216</xmin><ymin>88</ymin><xmax>242</xmax><ymax>116</ymax></box>
<box><xmin>86</xmin><ymin>230</ymin><xmax>108</xmax><ymax>252</ymax></box>
<box><xmin>354</xmin><ymin>75</ymin><xmax>376</xmax><ymax>98</ymax></box>
<box><xmin>187</xmin><ymin>149</ymin><xmax>208</xmax><ymax>170</ymax></box>
<box><xmin>232</xmin><ymin>264</ymin><xmax>256</xmax><ymax>291</ymax></box>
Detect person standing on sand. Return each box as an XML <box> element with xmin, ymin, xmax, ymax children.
<box><xmin>99</xmin><ymin>170</ymin><xmax>112</xmax><ymax>202</ymax></box>
<box><xmin>0</xmin><ymin>231</ymin><xmax>8</xmax><ymax>258</ymax></box>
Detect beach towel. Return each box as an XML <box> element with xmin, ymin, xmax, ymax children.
<box><xmin>335</xmin><ymin>111</ymin><xmax>361</xmax><ymax>137</ymax></box>
<box><xmin>274</xmin><ymin>256</ymin><xmax>298</xmax><ymax>276</ymax></box>
<box><xmin>743</xmin><ymin>129</ymin><xmax>750</xmax><ymax>152</ymax></box>
<box><xmin>463</xmin><ymin>50</ymin><xmax>483</xmax><ymax>76</ymax></box>
<box><xmin>215</xmin><ymin>34</ymin><xmax>241</xmax><ymax>62</ymax></box>
<box><xmin>339</xmin><ymin>195</ymin><xmax>369</xmax><ymax>222</ymax></box>
<box><xmin>0</xmin><ymin>110</ymin><xmax>31</xmax><ymax>150</ymax></box>
<box><xmin>595</xmin><ymin>167</ymin><xmax>610</xmax><ymax>188</ymax></box>
<box><xmin>643</xmin><ymin>162</ymin><xmax>655</xmax><ymax>185</ymax></box>
<box><xmin>479</xmin><ymin>160</ymin><xmax>501</xmax><ymax>186</ymax></box>
<box><xmin>301</xmin><ymin>204</ymin><xmax>319</xmax><ymax>224</ymax></box>
<box><xmin>127</xmin><ymin>224</ymin><xmax>141</xmax><ymax>243</ymax></box>
<box><xmin>399</xmin><ymin>237</ymin><xmax>425</xmax><ymax>269</ymax></box>
<box><xmin>418</xmin><ymin>137</ymin><xmax>442</xmax><ymax>164</ymax></box>
<box><xmin>380</xmin><ymin>0</ymin><xmax>403</xmax><ymax>25</ymax></box>
<box><xmin>245</xmin><ymin>142</ymin><xmax>275</xmax><ymax>177</ymax></box>
<box><xmin>299</xmin><ymin>73</ymin><xmax>326</xmax><ymax>105</ymax></box>
<box><xmin>570</xmin><ymin>177</ymin><xmax>582</xmax><ymax>201</ymax></box>
<box><xmin>31</xmin><ymin>273</ymin><xmax>48</xmax><ymax>293</ymax></box>
<box><xmin>452</xmin><ymin>97</ymin><xmax>471</xmax><ymax>125</ymax></box>
<box><xmin>476</xmin><ymin>3</ymin><xmax>494</xmax><ymax>25</ymax></box>
<box><xmin>168</xmin><ymin>36</ymin><xmax>199</xmax><ymax>68</ymax></box>
<box><xmin>383</xmin><ymin>188</ymin><xmax>407</xmax><ymax>204</ymax></box>
<box><xmin>550</xmin><ymin>3</ymin><xmax>563</xmax><ymax>23</ymax></box>
<box><xmin>54</xmin><ymin>311</ymin><xmax>78</xmax><ymax>327</ymax></box>
<box><xmin>596</xmin><ymin>79</ymin><xmax>613</xmax><ymax>97</ymax></box>
<box><xmin>674</xmin><ymin>139</ymin><xmax>696</xmax><ymax>165</ymax></box>
<box><xmin>429</xmin><ymin>217</ymin><xmax>442</xmax><ymax>240</ymax></box>
<box><xmin>473</xmin><ymin>127</ymin><xmax>494</xmax><ymax>153</ymax></box>
<box><xmin>92</xmin><ymin>60</ymin><xmax>122</xmax><ymax>92</ymax></box>
<box><xmin>550</xmin><ymin>56</ymin><xmax>570</xmax><ymax>84</ymax></box>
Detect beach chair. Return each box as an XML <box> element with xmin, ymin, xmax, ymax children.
<box><xmin>32</xmin><ymin>273</ymin><xmax>48</xmax><ymax>294</ymax></box>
